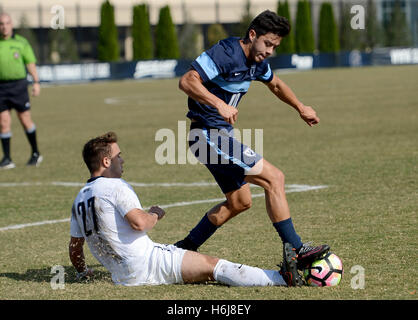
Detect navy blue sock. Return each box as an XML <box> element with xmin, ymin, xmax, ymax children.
<box><xmin>1</xmin><ymin>137</ymin><xmax>11</xmax><ymax>159</ymax></box>
<box><xmin>273</xmin><ymin>218</ymin><xmax>303</xmax><ymax>250</ymax></box>
<box><xmin>25</xmin><ymin>126</ymin><xmax>39</xmax><ymax>154</ymax></box>
<box><xmin>186</xmin><ymin>214</ymin><xmax>218</xmax><ymax>248</ymax></box>
<box><xmin>0</xmin><ymin>132</ymin><xmax>12</xmax><ymax>159</ymax></box>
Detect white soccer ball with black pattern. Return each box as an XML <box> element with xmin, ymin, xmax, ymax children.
<box><xmin>303</xmin><ymin>252</ymin><xmax>343</xmax><ymax>287</ymax></box>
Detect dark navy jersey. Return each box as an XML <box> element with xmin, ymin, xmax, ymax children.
<box><xmin>186</xmin><ymin>37</ymin><xmax>273</xmax><ymax>130</ymax></box>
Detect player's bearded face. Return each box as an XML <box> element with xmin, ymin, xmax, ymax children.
<box><xmin>108</xmin><ymin>143</ymin><xmax>124</xmax><ymax>178</ymax></box>
<box><xmin>249</xmin><ymin>32</ymin><xmax>281</xmax><ymax>63</ymax></box>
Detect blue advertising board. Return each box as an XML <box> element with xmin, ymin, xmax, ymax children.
<box><xmin>31</xmin><ymin>48</ymin><xmax>417</xmax><ymax>84</ymax></box>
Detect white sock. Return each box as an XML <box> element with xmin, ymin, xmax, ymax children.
<box><xmin>213</xmin><ymin>259</ymin><xmax>287</xmax><ymax>287</ymax></box>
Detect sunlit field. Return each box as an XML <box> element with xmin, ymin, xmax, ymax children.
<box><xmin>0</xmin><ymin>65</ymin><xmax>417</xmax><ymax>301</ymax></box>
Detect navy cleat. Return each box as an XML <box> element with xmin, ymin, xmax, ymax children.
<box><xmin>296</xmin><ymin>242</ymin><xmax>330</xmax><ymax>270</ymax></box>
<box><xmin>279</xmin><ymin>242</ymin><xmax>304</xmax><ymax>287</ymax></box>
<box><xmin>174</xmin><ymin>237</ymin><xmax>199</xmax><ymax>252</ymax></box>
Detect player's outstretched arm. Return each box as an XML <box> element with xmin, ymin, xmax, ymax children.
<box><xmin>179</xmin><ymin>70</ymin><xmax>238</xmax><ymax>125</ymax></box>
<box><xmin>265</xmin><ymin>74</ymin><xmax>320</xmax><ymax>127</ymax></box>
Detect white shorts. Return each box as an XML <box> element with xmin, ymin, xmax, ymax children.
<box><xmin>121</xmin><ymin>243</ymin><xmax>187</xmax><ymax>286</ymax></box>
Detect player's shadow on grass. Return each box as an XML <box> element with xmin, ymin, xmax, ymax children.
<box><xmin>1</xmin><ymin>267</ymin><xmax>228</xmax><ymax>287</ymax></box>
<box><xmin>0</xmin><ymin>265</ymin><xmax>111</xmax><ymax>284</ymax></box>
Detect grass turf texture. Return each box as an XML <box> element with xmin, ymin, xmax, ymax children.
<box><xmin>0</xmin><ymin>65</ymin><xmax>416</xmax><ymax>300</ymax></box>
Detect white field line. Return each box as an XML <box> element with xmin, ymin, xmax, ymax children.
<box><xmin>0</xmin><ymin>183</ymin><xmax>327</xmax><ymax>232</ymax></box>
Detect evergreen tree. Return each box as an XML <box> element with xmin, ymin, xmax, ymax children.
<box><xmin>339</xmin><ymin>2</ymin><xmax>363</xmax><ymax>51</ymax></box>
<box><xmin>276</xmin><ymin>0</ymin><xmax>295</xmax><ymax>54</ymax></box>
<box><xmin>294</xmin><ymin>0</ymin><xmax>315</xmax><ymax>53</ymax></box>
<box><xmin>155</xmin><ymin>5</ymin><xmax>180</xmax><ymax>59</ymax></box>
<box><xmin>48</xmin><ymin>28</ymin><xmax>79</xmax><ymax>63</ymax></box>
<box><xmin>318</xmin><ymin>2</ymin><xmax>339</xmax><ymax>53</ymax></box>
<box><xmin>98</xmin><ymin>0</ymin><xmax>119</xmax><ymax>62</ymax></box>
<box><xmin>132</xmin><ymin>4</ymin><xmax>153</xmax><ymax>60</ymax></box>
<box><xmin>179</xmin><ymin>22</ymin><xmax>203</xmax><ymax>59</ymax></box>
<box><xmin>15</xmin><ymin>14</ymin><xmax>40</xmax><ymax>61</ymax></box>
<box><xmin>207</xmin><ymin>23</ymin><xmax>228</xmax><ymax>48</ymax></box>
<box><xmin>178</xmin><ymin>8</ymin><xmax>203</xmax><ymax>60</ymax></box>
<box><xmin>365</xmin><ymin>0</ymin><xmax>383</xmax><ymax>49</ymax></box>
<box><xmin>232</xmin><ymin>0</ymin><xmax>253</xmax><ymax>37</ymax></box>
<box><xmin>385</xmin><ymin>0</ymin><xmax>411</xmax><ymax>47</ymax></box>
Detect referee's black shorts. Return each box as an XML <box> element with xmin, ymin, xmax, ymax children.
<box><xmin>0</xmin><ymin>79</ymin><xmax>31</xmax><ymax>113</ymax></box>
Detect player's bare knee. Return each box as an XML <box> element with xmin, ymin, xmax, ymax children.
<box><xmin>203</xmin><ymin>254</ymin><xmax>219</xmax><ymax>281</ymax></box>
<box><xmin>205</xmin><ymin>255</ymin><xmax>219</xmax><ymax>269</ymax></box>
<box><xmin>266</xmin><ymin>168</ymin><xmax>285</xmax><ymax>191</ymax></box>
<box><xmin>182</xmin><ymin>251</ymin><xmax>218</xmax><ymax>283</ymax></box>
<box><xmin>276</xmin><ymin>169</ymin><xmax>285</xmax><ymax>185</ymax></box>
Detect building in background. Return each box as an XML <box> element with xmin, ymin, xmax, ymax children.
<box><xmin>0</xmin><ymin>0</ymin><xmax>416</xmax><ymax>63</ymax></box>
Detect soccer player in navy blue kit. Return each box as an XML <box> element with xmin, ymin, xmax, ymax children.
<box><xmin>174</xmin><ymin>10</ymin><xmax>329</xmax><ymax>283</ymax></box>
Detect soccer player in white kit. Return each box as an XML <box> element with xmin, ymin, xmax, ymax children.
<box><xmin>69</xmin><ymin>132</ymin><xmax>302</xmax><ymax>286</ymax></box>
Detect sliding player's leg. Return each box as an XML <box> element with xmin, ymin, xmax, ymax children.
<box><xmin>181</xmin><ymin>250</ymin><xmax>294</xmax><ymax>287</ymax></box>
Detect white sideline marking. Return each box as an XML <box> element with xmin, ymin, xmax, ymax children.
<box><xmin>0</xmin><ymin>218</ymin><xmax>71</xmax><ymax>231</ymax></box>
<box><xmin>0</xmin><ymin>184</ymin><xmax>327</xmax><ymax>232</ymax></box>
<box><xmin>0</xmin><ymin>182</ymin><xmax>44</xmax><ymax>187</ymax></box>
<box><xmin>104</xmin><ymin>97</ymin><xmax>120</xmax><ymax>105</ymax></box>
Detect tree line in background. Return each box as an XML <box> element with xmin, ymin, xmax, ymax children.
<box><xmin>15</xmin><ymin>0</ymin><xmax>413</xmax><ymax>63</ymax></box>
<box><xmin>276</xmin><ymin>0</ymin><xmax>411</xmax><ymax>54</ymax></box>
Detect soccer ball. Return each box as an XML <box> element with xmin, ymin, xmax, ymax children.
<box><xmin>303</xmin><ymin>252</ymin><xmax>343</xmax><ymax>287</ymax></box>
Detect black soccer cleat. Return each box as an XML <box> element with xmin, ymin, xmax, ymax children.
<box><xmin>296</xmin><ymin>242</ymin><xmax>330</xmax><ymax>270</ymax></box>
<box><xmin>279</xmin><ymin>242</ymin><xmax>304</xmax><ymax>287</ymax></box>
<box><xmin>26</xmin><ymin>152</ymin><xmax>43</xmax><ymax>167</ymax></box>
<box><xmin>174</xmin><ymin>237</ymin><xmax>199</xmax><ymax>252</ymax></box>
<box><xmin>0</xmin><ymin>157</ymin><xmax>15</xmax><ymax>170</ymax></box>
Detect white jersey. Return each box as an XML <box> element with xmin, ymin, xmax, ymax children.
<box><xmin>70</xmin><ymin>176</ymin><xmax>174</xmax><ymax>285</ymax></box>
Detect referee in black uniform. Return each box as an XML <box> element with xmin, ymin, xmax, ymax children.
<box><xmin>0</xmin><ymin>12</ymin><xmax>42</xmax><ymax>169</ymax></box>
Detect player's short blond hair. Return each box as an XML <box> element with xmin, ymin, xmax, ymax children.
<box><xmin>82</xmin><ymin>132</ymin><xmax>118</xmax><ymax>173</ymax></box>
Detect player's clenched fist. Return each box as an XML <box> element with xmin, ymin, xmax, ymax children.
<box><xmin>218</xmin><ymin>103</ymin><xmax>239</xmax><ymax>125</ymax></box>
<box><xmin>299</xmin><ymin>105</ymin><xmax>320</xmax><ymax>127</ymax></box>
<box><xmin>148</xmin><ymin>206</ymin><xmax>166</xmax><ymax>220</ymax></box>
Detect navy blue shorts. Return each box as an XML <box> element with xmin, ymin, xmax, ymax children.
<box><xmin>189</xmin><ymin>123</ymin><xmax>263</xmax><ymax>194</ymax></box>
<box><xmin>0</xmin><ymin>79</ymin><xmax>31</xmax><ymax>113</ymax></box>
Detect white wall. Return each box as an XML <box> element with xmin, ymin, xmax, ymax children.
<box><xmin>0</xmin><ymin>0</ymin><xmax>280</xmax><ymax>27</ymax></box>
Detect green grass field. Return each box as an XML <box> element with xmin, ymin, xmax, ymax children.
<box><xmin>0</xmin><ymin>65</ymin><xmax>417</xmax><ymax>300</ymax></box>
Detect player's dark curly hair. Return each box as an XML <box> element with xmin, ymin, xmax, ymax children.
<box><xmin>82</xmin><ymin>131</ymin><xmax>118</xmax><ymax>173</ymax></box>
<box><xmin>244</xmin><ymin>10</ymin><xmax>290</xmax><ymax>41</ymax></box>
